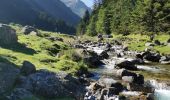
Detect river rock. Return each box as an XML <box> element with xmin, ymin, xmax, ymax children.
<box><xmin>123</xmin><ymin>46</ymin><xmax>128</xmax><ymax>51</ymax></box>
<box><xmin>99</xmin><ymin>78</ymin><xmax>124</xmax><ymax>93</ymax></box>
<box><xmin>116</xmin><ymin>69</ymin><xmax>126</xmax><ymax>77</ymax></box>
<box><xmin>131</xmin><ymin>58</ymin><xmax>145</xmax><ymax>64</ymax></box>
<box><xmin>117</xmin><ymin>69</ymin><xmax>144</xmax><ymax>84</ymax></box>
<box><xmin>159</xmin><ymin>56</ymin><xmax>170</xmax><ymax>64</ymax></box>
<box><xmin>22</xmin><ymin>26</ymin><xmax>38</xmax><ymax>35</ymax></box>
<box><xmin>104</xmin><ymin>43</ymin><xmax>112</xmax><ymax>51</ymax></box>
<box><xmin>122</xmin><ymin>74</ymin><xmax>144</xmax><ymax>85</ymax></box>
<box><xmin>154</xmin><ymin>40</ymin><xmax>161</xmax><ymax>45</ymax></box>
<box><xmin>0</xmin><ymin>24</ymin><xmax>18</xmax><ymax>45</ymax></box>
<box><xmin>99</xmin><ymin>51</ymin><xmax>109</xmax><ymax>60</ymax></box>
<box><xmin>87</xmin><ymin>82</ymin><xmax>103</xmax><ymax>91</ymax></box>
<box><xmin>136</xmin><ymin>53</ymin><xmax>143</xmax><ymax>59</ymax></box>
<box><xmin>0</xmin><ymin>63</ymin><xmax>20</xmax><ymax>98</ymax></box>
<box><xmin>122</xmin><ymin>76</ymin><xmax>134</xmax><ymax>83</ymax></box>
<box><xmin>159</xmin><ymin>56</ymin><xmax>170</xmax><ymax>62</ymax></box>
<box><xmin>143</xmin><ymin>52</ymin><xmax>161</xmax><ymax>62</ymax></box>
<box><xmin>116</xmin><ymin>60</ymin><xmax>138</xmax><ymax>70</ymax></box>
<box><xmin>83</xmin><ymin>50</ymin><xmax>103</xmax><ymax>68</ymax></box>
<box><xmin>20</xmin><ymin>61</ymin><xmax>36</xmax><ymax>76</ymax></box>
<box><xmin>147</xmin><ymin>93</ymin><xmax>154</xmax><ymax>100</ymax></box>
<box><xmin>127</xmin><ymin>83</ymin><xmax>154</xmax><ymax>93</ymax></box>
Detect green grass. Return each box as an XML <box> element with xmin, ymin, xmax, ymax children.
<box><xmin>0</xmin><ymin>25</ymin><xmax>84</xmax><ymax>74</ymax></box>
<box><xmin>109</xmin><ymin>33</ymin><xmax>170</xmax><ymax>54</ymax></box>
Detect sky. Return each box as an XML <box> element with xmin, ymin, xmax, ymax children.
<box><xmin>81</xmin><ymin>0</ymin><xmax>94</xmax><ymax>8</ymax></box>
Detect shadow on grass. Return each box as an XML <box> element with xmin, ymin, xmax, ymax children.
<box><xmin>0</xmin><ymin>55</ymin><xmax>17</xmax><ymax>66</ymax></box>
<box><xmin>0</xmin><ymin>42</ymin><xmax>36</xmax><ymax>55</ymax></box>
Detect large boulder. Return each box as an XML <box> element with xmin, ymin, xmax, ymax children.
<box><xmin>0</xmin><ymin>24</ymin><xmax>18</xmax><ymax>45</ymax></box>
<box><xmin>21</xmin><ymin>26</ymin><xmax>38</xmax><ymax>35</ymax></box>
<box><xmin>0</xmin><ymin>63</ymin><xmax>20</xmax><ymax>98</ymax></box>
<box><xmin>116</xmin><ymin>61</ymin><xmax>138</xmax><ymax>70</ymax></box>
<box><xmin>17</xmin><ymin>70</ymin><xmax>85</xmax><ymax>99</ymax></box>
<box><xmin>20</xmin><ymin>61</ymin><xmax>36</xmax><ymax>76</ymax></box>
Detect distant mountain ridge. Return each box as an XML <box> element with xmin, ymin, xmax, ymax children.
<box><xmin>0</xmin><ymin>0</ymin><xmax>81</xmax><ymax>34</ymax></box>
<box><xmin>60</xmin><ymin>0</ymin><xmax>91</xmax><ymax>17</ymax></box>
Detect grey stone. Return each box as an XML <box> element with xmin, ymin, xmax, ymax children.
<box><xmin>0</xmin><ymin>63</ymin><xmax>20</xmax><ymax>97</ymax></box>
<box><xmin>7</xmin><ymin>88</ymin><xmax>38</xmax><ymax>100</ymax></box>
<box><xmin>0</xmin><ymin>24</ymin><xmax>18</xmax><ymax>45</ymax></box>
<box><xmin>22</xmin><ymin>26</ymin><xmax>38</xmax><ymax>35</ymax></box>
<box><xmin>116</xmin><ymin>60</ymin><xmax>138</xmax><ymax>70</ymax></box>
<box><xmin>127</xmin><ymin>83</ymin><xmax>154</xmax><ymax>93</ymax></box>
<box><xmin>21</xmin><ymin>61</ymin><xmax>36</xmax><ymax>76</ymax></box>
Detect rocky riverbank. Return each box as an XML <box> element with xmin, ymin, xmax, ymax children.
<box><xmin>0</xmin><ymin>61</ymin><xmax>86</xmax><ymax>100</ymax></box>
<box><xmin>73</xmin><ymin>40</ymin><xmax>170</xmax><ymax>100</ymax></box>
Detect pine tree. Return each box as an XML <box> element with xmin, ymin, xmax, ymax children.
<box><xmin>76</xmin><ymin>10</ymin><xmax>90</xmax><ymax>35</ymax></box>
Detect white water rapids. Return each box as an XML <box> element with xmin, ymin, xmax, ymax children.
<box><xmin>149</xmin><ymin>80</ymin><xmax>170</xmax><ymax>100</ymax></box>
<box><xmin>87</xmin><ymin>45</ymin><xmax>170</xmax><ymax>100</ymax></box>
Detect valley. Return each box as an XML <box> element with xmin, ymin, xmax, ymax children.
<box><xmin>0</xmin><ymin>0</ymin><xmax>170</xmax><ymax>100</ymax></box>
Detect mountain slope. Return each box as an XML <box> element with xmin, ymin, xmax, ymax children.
<box><xmin>60</xmin><ymin>0</ymin><xmax>91</xmax><ymax>17</ymax></box>
<box><xmin>0</xmin><ymin>0</ymin><xmax>81</xmax><ymax>34</ymax></box>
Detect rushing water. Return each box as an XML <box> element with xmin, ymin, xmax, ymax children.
<box><xmin>155</xmin><ymin>90</ymin><xmax>170</xmax><ymax>100</ymax></box>
<box><xmin>148</xmin><ymin>80</ymin><xmax>170</xmax><ymax>100</ymax></box>
<box><xmin>88</xmin><ymin>45</ymin><xmax>170</xmax><ymax>99</ymax></box>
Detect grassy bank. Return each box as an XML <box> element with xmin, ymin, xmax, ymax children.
<box><xmin>0</xmin><ymin>25</ymin><xmax>86</xmax><ymax>75</ymax></box>
<box><xmin>110</xmin><ymin>34</ymin><xmax>170</xmax><ymax>55</ymax></box>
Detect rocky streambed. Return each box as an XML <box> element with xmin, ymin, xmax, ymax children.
<box><xmin>74</xmin><ymin>41</ymin><xmax>170</xmax><ymax>100</ymax></box>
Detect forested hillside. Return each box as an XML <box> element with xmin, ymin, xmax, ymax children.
<box><xmin>78</xmin><ymin>0</ymin><xmax>170</xmax><ymax>36</ymax></box>
<box><xmin>0</xmin><ymin>0</ymin><xmax>81</xmax><ymax>34</ymax></box>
